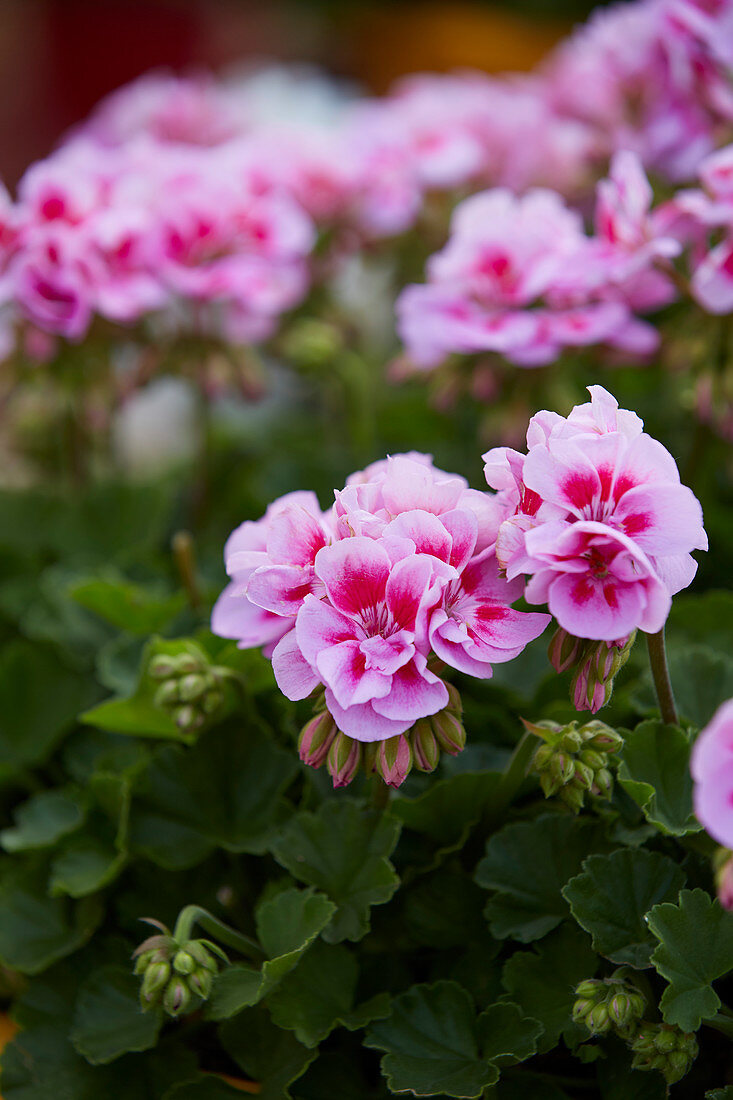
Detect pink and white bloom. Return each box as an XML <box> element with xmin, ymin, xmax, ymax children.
<box><xmin>211</xmin><ymin>490</ymin><xmax>333</xmax><ymax>657</ymax></box>
<box><xmin>523</xmin><ymin>520</ymin><xmax>671</xmax><ymax>640</ymax></box>
<box><xmin>691</xmin><ymin>699</ymin><xmax>733</xmax><ymax>848</ymax></box>
<box><xmin>485</xmin><ymin>386</ymin><xmax>706</xmax><ymax>643</ymax></box>
<box><xmin>283</xmin><ymin>537</ymin><xmax>450</xmax><ymax>740</ymax></box>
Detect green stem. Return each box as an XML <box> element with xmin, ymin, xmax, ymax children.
<box><xmin>704</xmin><ymin>1011</ymin><xmax>733</xmax><ymax>1038</ymax></box>
<box><xmin>645</xmin><ymin>629</ymin><xmax>678</xmax><ymax>726</ymax></box>
<box><xmin>172</xmin><ymin>905</ymin><xmax>265</xmax><ymax>961</ymax></box>
<box><xmin>369</xmin><ymin>778</ymin><xmax>391</xmax><ymax>811</ymax></box>
<box><xmin>172</xmin><ymin>530</ymin><xmax>202</xmax><ymax>614</ymax></box>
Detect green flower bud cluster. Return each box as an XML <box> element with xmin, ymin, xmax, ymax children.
<box><xmin>280</xmin><ymin>318</ymin><xmax>345</xmax><ymax>371</ymax></box>
<box><xmin>573</xmin><ymin>977</ymin><xmax>698</xmax><ymax>1086</ymax></box>
<box><xmin>527</xmin><ymin>718</ymin><xmax>623</xmax><ymax>812</ymax></box>
<box><xmin>298</xmin><ymin>683</ymin><xmax>467</xmax><ymax>789</ymax></box>
<box><xmin>133</xmin><ymin>927</ymin><xmax>226</xmax><ymax>1017</ymax></box>
<box><xmin>572</xmin><ymin>977</ymin><xmax>646</xmax><ymax>1039</ymax></box>
<box><xmin>149</xmin><ymin>652</ymin><xmax>225</xmax><ymax>735</ymax></box>
<box><xmin>629</xmin><ymin>1022</ymin><xmax>699</xmax><ymax>1084</ymax></box>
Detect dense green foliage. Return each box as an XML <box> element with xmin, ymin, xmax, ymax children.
<box><xmin>0</xmin><ymin>359</ymin><xmax>732</xmax><ymax>1099</ymax></box>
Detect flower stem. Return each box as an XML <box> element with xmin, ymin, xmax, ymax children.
<box><xmin>480</xmin><ymin>730</ymin><xmax>535</xmax><ymax>834</ymax></box>
<box><xmin>172</xmin><ymin>530</ymin><xmax>202</xmax><ymax>614</ymax></box>
<box><xmin>172</xmin><ymin>905</ymin><xmax>265</xmax><ymax>961</ymax></box>
<box><xmin>645</xmin><ymin>628</ymin><xmax>679</xmax><ymax>726</ymax></box>
<box><xmin>370</xmin><ymin>777</ymin><xmax>391</xmax><ymax>811</ymax></box>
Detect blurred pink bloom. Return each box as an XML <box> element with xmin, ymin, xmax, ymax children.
<box><xmin>691</xmin><ymin>699</ymin><xmax>733</xmax><ymax>847</ymax></box>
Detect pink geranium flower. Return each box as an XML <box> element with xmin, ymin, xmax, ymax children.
<box><xmin>523</xmin><ymin>520</ymin><xmax>671</xmax><ymax>640</ymax></box>
<box><xmin>211</xmin><ymin>490</ymin><xmax>333</xmax><ymax>657</ymax></box>
<box><xmin>283</xmin><ymin>536</ymin><xmax>450</xmax><ymax>740</ymax></box>
<box><xmin>691</xmin><ymin>699</ymin><xmax>733</xmax><ymax>848</ymax></box>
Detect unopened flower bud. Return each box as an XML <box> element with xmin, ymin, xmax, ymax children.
<box><xmin>201</xmin><ymin>688</ymin><xmax>224</xmax><ymax>715</ymax></box>
<box><xmin>411</xmin><ymin>720</ymin><xmax>440</xmax><ymax>772</ymax></box>
<box><xmin>548</xmin><ymin>627</ymin><xmax>587</xmax><ymax>673</ymax></box>
<box><xmin>178</xmin><ymin>673</ymin><xmax>208</xmax><ymax>702</ymax></box>
<box><xmin>173</xmin><ymin>949</ymin><xmax>196</xmax><ymax>975</ymax></box>
<box><xmin>444</xmin><ymin>682</ymin><xmax>463</xmax><ymax>716</ymax></box>
<box><xmin>630</xmin><ymin>1023</ymin><xmax>698</xmax><ymax>1084</ymax></box>
<box><xmin>431</xmin><ymin>708</ymin><xmax>466</xmax><ymax>755</ymax></box>
<box><xmin>188</xmin><ymin>967</ymin><xmax>213</xmax><ymax>999</ymax></box>
<box><xmin>298</xmin><ymin>712</ymin><xmax>338</xmax><ymax>769</ymax></box>
<box><xmin>149</xmin><ymin>655</ymin><xmax>181</xmax><ymax>680</ymax></box>
<box><xmin>154</xmin><ymin>680</ymin><xmax>181</xmax><ymax>708</ymax></box>
<box><xmin>378</xmin><ymin>734</ymin><xmax>413</xmax><ymax>788</ymax></box>
<box><xmin>580</xmin><ymin>720</ymin><xmax>623</xmax><ymax>752</ymax></box>
<box><xmin>163</xmin><ymin>978</ymin><xmax>191</xmax><ymax>1017</ymax></box>
<box><xmin>327</xmin><ymin>731</ymin><xmax>361</xmax><ymax>788</ymax></box>
<box><xmin>174</xmin><ymin>704</ymin><xmax>204</xmax><ymax>733</ymax></box>
<box><xmin>141</xmin><ymin>961</ymin><xmax>170</xmax><ymax>1003</ymax></box>
<box><xmin>586</xmin><ymin>1004</ymin><xmax>610</xmax><ymax>1034</ymax></box>
<box><xmin>176</xmin><ymin>654</ymin><xmax>202</xmax><ymax>676</ymax></box>
<box><xmin>592</xmin><ymin>767</ymin><xmax>614</xmax><ymax>800</ymax></box>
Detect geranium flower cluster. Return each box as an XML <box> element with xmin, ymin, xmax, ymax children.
<box><xmin>691</xmin><ymin>698</ymin><xmax>733</xmax><ymax>852</ymax></box>
<box><xmin>396</xmin><ymin>151</ymin><xmax>683</xmax><ymax>369</ymax></box>
<box><xmin>212</xmin><ymin>453</ymin><xmax>550</xmax><ymax>786</ymax></box>
<box><xmin>212</xmin><ymin>388</ymin><xmax>705</xmax><ymax>781</ymax></box>
<box><xmin>1</xmin><ymin>0</ymin><xmax>731</xmax><ymax>365</ymax></box>
<box><xmin>483</xmin><ymin>386</ymin><xmax>706</xmax><ymax>709</ymax></box>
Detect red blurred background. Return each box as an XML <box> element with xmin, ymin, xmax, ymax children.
<box><xmin>0</xmin><ymin>0</ymin><xmax>572</xmax><ymax>188</ymax></box>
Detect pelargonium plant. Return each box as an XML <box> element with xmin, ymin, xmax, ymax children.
<box><xmin>2</xmin><ymin>0</ymin><xmax>733</xmax><ymax>1097</ymax></box>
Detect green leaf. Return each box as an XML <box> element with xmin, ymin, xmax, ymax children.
<box><xmin>366</xmin><ymin>981</ymin><xmax>499</xmax><ymax>1098</ymax></box>
<box><xmin>1</xmin><ymin>790</ymin><xmax>85</xmax><ymax>853</ymax></box>
<box><xmin>404</xmin><ymin>865</ymin><xmax>489</xmax><ymax>948</ymax></box>
<box><xmin>475</xmin><ymin>815</ymin><xmax>607</xmax><ymax>942</ymax></box>
<box><xmin>70</xmin><ymin>964</ymin><xmax>162</xmax><ymax>1064</ymax></box>
<box><xmin>563</xmin><ymin>849</ymin><xmax>685</xmax><ymax>968</ymax></box>
<box><xmin>49</xmin><ymin>835</ymin><xmax>127</xmax><ymax>898</ymax></box>
<box><xmin>392</xmin><ymin>771</ymin><xmax>502</xmax><ymax>847</ymax></box>
<box><xmin>707</xmin><ymin>1090</ymin><xmax>733</xmax><ymax>1099</ymax></box>
<box><xmin>479</xmin><ymin>1002</ymin><xmax>543</xmax><ymax>1064</ymax></box>
<box><xmin>648</xmin><ymin>888</ymin><xmax>733</xmax><ymax>1031</ymax></box>
<box><xmin>70</xmin><ymin>574</ymin><xmax>185</xmax><ymax>635</ymax></box>
<box><xmin>365</xmin><ymin>982</ymin><xmax>541</xmax><ymax>1098</ymax></box>
<box><xmin>0</xmin><ymin>642</ymin><xmax>94</xmax><ymax>781</ymax></box>
<box><xmin>272</xmin><ymin>800</ymin><xmax>401</xmax><ymax>943</ymax></box>
<box><xmin>267</xmin><ymin>940</ymin><xmax>390</xmax><ymax>1046</ymax></box>
<box><xmin>618</xmin><ymin>721</ymin><xmax>701</xmax><ymax>836</ymax></box>
<box><xmin>502</xmin><ymin>924</ymin><xmax>598</xmax><ymax>1051</ymax></box>
<box><xmin>0</xmin><ymin>866</ymin><xmax>101</xmax><ymax>974</ymax></box>
<box><xmin>131</xmin><ymin>723</ymin><xmax>298</xmax><ymax>869</ymax></box>
<box><xmin>206</xmin><ymin>887</ymin><xmax>336</xmax><ymax>1021</ymax></box>
<box><xmin>636</xmin><ymin>645</ymin><xmax>733</xmax><ymax>729</ymax></box>
<box><xmin>219</xmin><ymin>1005</ymin><xmax>317</xmax><ymax>1100</ymax></box>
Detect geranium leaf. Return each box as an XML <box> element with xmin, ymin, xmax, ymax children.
<box><xmin>475</xmin><ymin>815</ymin><xmax>608</xmax><ymax>942</ymax></box>
<box><xmin>70</xmin><ymin>574</ymin><xmax>186</xmax><ymax>635</ymax></box>
<box><xmin>365</xmin><ymin>981</ymin><xmax>500</xmax><ymax>1098</ymax></box>
<box><xmin>563</xmin><ymin>849</ymin><xmax>685</xmax><ymax>968</ymax></box>
<box><xmin>502</xmin><ymin>924</ymin><xmax>598</xmax><ymax>1051</ymax></box>
<box><xmin>1</xmin><ymin>790</ymin><xmax>85</xmax><ymax>853</ymax></box>
<box><xmin>267</xmin><ymin>940</ymin><xmax>389</xmax><ymax>1046</ymax></box>
<box><xmin>648</xmin><ymin>888</ymin><xmax>733</xmax><ymax>1032</ymax></box>
<box><xmin>271</xmin><ymin>800</ymin><xmax>401</xmax><ymax>943</ymax></box>
<box><xmin>617</xmin><ymin>721</ymin><xmax>700</xmax><ymax>836</ymax></box>
<box><xmin>206</xmin><ymin>888</ymin><xmax>336</xmax><ymax>1021</ymax></box>
<box><xmin>0</xmin><ymin>866</ymin><xmax>102</xmax><ymax>974</ymax></box>
<box><xmin>70</xmin><ymin>964</ymin><xmax>162</xmax><ymax>1064</ymax></box>
<box><xmin>392</xmin><ymin>771</ymin><xmax>502</xmax><ymax>846</ymax></box>
<box><xmin>219</xmin><ymin>1005</ymin><xmax>317</xmax><ymax>1100</ymax></box>
<box><xmin>130</xmin><ymin>723</ymin><xmax>298</xmax><ymax>869</ymax></box>
<box><xmin>0</xmin><ymin>642</ymin><xmax>94</xmax><ymax>782</ymax></box>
